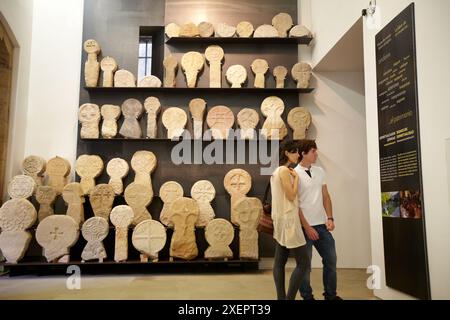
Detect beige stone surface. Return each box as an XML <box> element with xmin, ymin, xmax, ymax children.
<box><xmin>169</xmin><ymin>197</ymin><xmax>199</xmax><ymax>260</ymax></box>
<box><xmin>159</xmin><ymin>181</ymin><xmax>183</xmax><ymax>227</ymax></box>
<box><xmin>81</xmin><ymin>216</ymin><xmax>108</xmax><ymax>262</ymax></box>
<box><xmin>236</xmin><ymin>21</ymin><xmax>254</xmax><ymax>38</ymax></box>
<box><xmin>287</xmin><ymin>107</ymin><xmax>312</xmax><ymax>140</ymax></box>
<box><xmin>0</xmin><ymin>198</ymin><xmax>36</xmax><ymax>263</ymax></box>
<box><xmin>205</xmin><ymin>45</ymin><xmax>224</xmax><ymax>88</ymax></box>
<box><xmin>131</xmin><ymin>150</ymin><xmax>157</xmax><ymax>193</ymax></box>
<box><xmin>189</xmin><ymin>98</ymin><xmax>206</xmax><ymax>139</ymax></box>
<box><xmin>35</xmin><ymin>215</ymin><xmax>79</xmax><ymax>262</ymax></box>
<box><xmin>181</xmin><ymin>51</ymin><xmax>204</xmax><ymax>88</ymax></box>
<box><xmin>36</xmin><ymin>186</ymin><xmax>57</xmax><ymax>222</ymax></box>
<box><xmin>100</xmin><ymin>56</ymin><xmax>117</xmax><ymax>87</ymax></box>
<box><xmin>251</xmin><ymin>59</ymin><xmax>269</xmax><ymax>88</ymax></box>
<box><xmin>163</xmin><ymin>55</ymin><xmax>178</xmax><ymax>88</ymax></box>
<box><xmin>110</xmin><ymin>205</ymin><xmax>134</xmax><ymax>262</ymax></box>
<box><xmin>254</xmin><ymin>25</ymin><xmax>279</xmax><ymax>38</ymax></box>
<box><xmin>132</xmin><ymin>219</ymin><xmax>167</xmax><ymax>260</ymax></box>
<box><xmin>22</xmin><ymin>155</ymin><xmax>46</xmax><ymax>187</ymax></box>
<box><xmin>233</xmin><ymin>197</ymin><xmax>262</xmax><ymax>259</ymax></box>
<box><xmin>179</xmin><ymin>22</ymin><xmax>199</xmax><ymax>37</ymax></box>
<box><xmin>144</xmin><ymin>96</ymin><xmax>161</xmax><ymax>139</ymax></box>
<box><xmin>162</xmin><ymin>107</ymin><xmax>188</xmax><ymax>139</ymax></box>
<box><xmin>291</xmin><ymin>62</ymin><xmax>312</xmax><ymax>89</ymax></box>
<box><xmin>191</xmin><ymin>180</ymin><xmax>215</xmax><ymax>227</ymax></box>
<box><xmin>75</xmin><ymin>155</ymin><xmax>104</xmax><ymax>195</ymax></box>
<box><xmin>124</xmin><ymin>182</ymin><xmax>153</xmax><ymax>225</ymax></box>
<box><xmin>223</xmin><ymin>168</ymin><xmax>252</xmax><ymax>225</ymax></box>
<box><xmin>260</xmin><ymin>96</ymin><xmax>288</xmax><ymax>140</ymax></box>
<box><xmin>119</xmin><ymin>98</ymin><xmax>143</xmax><ymax>139</ymax></box>
<box><xmin>273</xmin><ymin>65</ymin><xmax>288</xmax><ymax>88</ymax></box>
<box><xmin>272</xmin><ymin>13</ymin><xmax>293</xmax><ymax>37</ymax></box>
<box><xmin>101</xmin><ymin>104</ymin><xmax>121</xmax><ymax>139</ymax></box>
<box><xmin>204</xmin><ymin>218</ymin><xmax>234</xmax><ymax>259</ymax></box>
<box><xmin>106</xmin><ymin>158</ymin><xmax>129</xmax><ymax>195</ymax></box>
<box><xmin>90</xmin><ymin>184</ymin><xmax>115</xmax><ymax>220</ymax></box>
<box><xmin>62</xmin><ymin>182</ymin><xmax>85</xmax><ymax>227</ymax></box>
<box><xmin>79</xmin><ymin>103</ymin><xmax>100</xmax><ymax>139</ymax></box>
<box><xmin>237</xmin><ymin>108</ymin><xmax>259</xmax><ymax>139</ymax></box>
<box><xmin>289</xmin><ymin>25</ymin><xmax>313</xmax><ymax>38</ymax></box>
<box><xmin>46</xmin><ymin>156</ymin><xmax>71</xmax><ymax>194</ymax></box>
<box><xmin>165</xmin><ymin>22</ymin><xmax>180</xmax><ymax>38</ymax></box>
<box><xmin>215</xmin><ymin>23</ymin><xmax>236</xmax><ymax>38</ymax></box>
<box><xmin>7</xmin><ymin>174</ymin><xmax>36</xmax><ymax>199</ymax></box>
<box><xmin>114</xmin><ymin>69</ymin><xmax>136</xmax><ymax>87</ymax></box>
<box><xmin>138</xmin><ymin>75</ymin><xmax>162</xmax><ymax>88</ymax></box>
<box><xmin>83</xmin><ymin>39</ymin><xmax>101</xmax><ymax>87</ymax></box>
<box><xmin>225</xmin><ymin>65</ymin><xmax>247</xmax><ymax>88</ymax></box>
<box><xmin>206</xmin><ymin>105</ymin><xmax>234</xmax><ymax>139</ymax></box>
<box><xmin>198</xmin><ymin>22</ymin><xmax>214</xmax><ymax>37</ymax></box>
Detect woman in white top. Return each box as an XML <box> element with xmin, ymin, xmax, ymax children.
<box><xmin>271</xmin><ymin>140</ymin><xmax>310</xmax><ymax>300</ymax></box>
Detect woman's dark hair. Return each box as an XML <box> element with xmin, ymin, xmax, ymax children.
<box><xmin>279</xmin><ymin>140</ymin><xmax>299</xmax><ymax>165</ymax></box>
<box><xmin>298</xmin><ymin>139</ymin><xmax>317</xmax><ymax>161</ymax></box>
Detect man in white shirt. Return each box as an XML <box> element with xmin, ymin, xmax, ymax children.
<box><xmin>294</xmin><ymin>140</ymin><xmax>342</xmax><ymax>300</ymax></box>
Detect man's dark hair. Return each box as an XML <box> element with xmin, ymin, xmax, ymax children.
<box><xmin>298</xmin><ymin>139</ymin><xmax>317</xmax><ymax>161</ymax></box>
<box><xmin>279</xmin><ymin>140</ymin><xmax>299</xmax><ymax>165</ymax></box>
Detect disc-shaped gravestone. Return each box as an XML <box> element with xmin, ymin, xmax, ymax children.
<box><xmin>162</xmin><ymin>107</ymin><xmax>188</xmax><ymax>139</ymax></box>
<box><xmin>100</xmin><ymin>56</ymin><xmax>118</xmax><ymax>87</ymax></box>
<box><xmin>254</xmin><ymin>25</ymin><xmax>279</xmax><ymax>38</ymax></box>
<box><xmin>163</xmin><ymin>55</ymin><xmax>178</xmax><ymax>88</ymax></box>
<box><xmin>206</xmin><ymin>105</ymin><xmax>235</xmax><ymax>139</ymax></box>
<box><xmin>287</xmin><ymin>107</ymin><xmax>312</xmax><ymax>140</ymax></box>
<box><xmin>169</xmin><ymin>197</ymin><xmax>199</xmax><ymax>260</ymax></box>
<box><xmin>204</xmin><ymin>218</ymin><xmax>234</xmax><ymax>259</ymax></box>
<box><xmin>236</xmin><ymin>21</ymin><xmax>254</xmax><ymax>38</ymax></box>
<box><xmin>119</xmin><ymin>98</ymin><xmax>143</xmax><ymax>139</ymax></box>
<box><xmin>251</xmin><ymin>59</ymin><xmax>269</xmax><ymax>88</ymax></box>
<box><xmin>205</xmin><ymin>45</ymin><xmax>224</xmax><ymax>88</ymax></box>
<box><xmin>260</xmin><ymin>96</ymin><xmax>287</xmax><ymax>140</ymax></box>
<box><xmin>189</xmin><ymin>98</ymin><xmax>206</xmax><ymax>139</ymax></box>
<box><xmin>272</xmin><ymin>12</ymin><xmax>293</xmax><ymax>37</ymax></box>
<box><xmin>191</xmin><ymin>180</ymin><xmax>216</xmax><ymax>227</ymax></box>
<box><xmin>101</xmin><ymin>104</ymin><xmax>121</xmax><ymax>139</ymax></box>
<box><xmin>138</xmin><ymin>75</ymin><xmax>162</xmax><ymax>88</ymax></box>
<box><xmin>36</xmin><ymin>186</ymin><xmax>57</xmax><ymax>222</ymax></box>
<box><xmin>237</xmin><ymin>108</ymin><xmax>259</xmax><ymax>140</ymax></box>
<box><xmin>90</xmin><ymin>184</ymin><xmax>115</xmax><ymax>220</ymax></box>
<box><xmin>291</xmin><ymin>62</ymin><xmax>312</xmax><ymax>89</ymax></box>
<box><xmin>114</xmin><ymin>69</ymin><xmax>136</xmax><ymax>87</ymax></box>
<box><xmin>46</xmin><ymin>156</ymin><xmax>71</xmax><ymax>194</ymax></box>
<box><xmin>84</xmin><ymin>39</ymin><xmax>101</xmax><ymax>87</ymax></box>
<box><xmin>144</xmin><ymin>96</ymin><xmax>161</xmax><ymax>139</ymax></box>
<box><xmin>273</xmin><ymin>65</ymin><xmax>288</xmax><ymax>89</ymax></box>
<box><xmin>78</xmin><ymin>103</ymin><xmax>100</xmax><ymax>139</ymax></box>
<box><xmin>22</xmin><ymin>155</ymin><xmax>46</xmax><ymax>186</ymax></box>
<box><xmin>165</xmin><ymin>22</ymin><xmax>180</xmax><ymax>38</ymax></box>
<box><xmin>75</xmin><ymin>155</ymin><xmax>104</xmax><ymax>195</ymax></box>
<box><xmin>159</xmin><ymin>181</ymin><xmax>184</xmax><ymax>227</ymax></box>
<box><xmin>62</xmin><ymin>182</ymin><xmax>85</xmax><ymax>227</ymax></box>
<box><xmin>179</xmin><ymin>22</ymin><xmax>199</xmax><ymax>37</ymax></box>
<box><xmin>215</xmin><ymin>23</ymin><xmax>236</xmax><ymax>38</ymax></box>
<box><xmin>132</xmin><ymin>219</ymin><xmax>167</xmax><ymax>261</ymax></box>
<box><xmin>124</xmin><ymin>182</ymin><xmax>153</xmax><ymax>225</ymax></box>
<box><xmin>110</xmin><ymin>205</ymin><xmax>134</xmax><ymax>262</ymax></box>
<box><xmin>81</xmin><ymin>216</ymin><xmax>109</xmax><ymax>262</ymax></box>
<box><xmin>131</xmin><ymin>150</ymin><xmax>157</xmax><ymax>193</ymax></box>
<box><xmin>36</xmin><ymin>215</ymin><xmax>79</xmax><ymax>262</ymax></box>
<box><xmin>198</xmin><ymin>21</ymin><xmax>214</xmax><ymax>37</ymax></box>
<box><xmin>181</xmin><ymin>52</ymin><xmax>204</xmax><ymax>88</ymax></box>
<box><xmin>224</xmin><ymin>168</ymin><xmax>252</xmax><ymax>225</ymax></box>
<box><xmin>289</xmin><ymin>25</ymin><xmax>312</xmax><ymax>38</ymax></box>
<box><xmin>106</xmin><ymin>158</ymin><xmax>129</xmax><ymax>195</ymax></box>
<box><xmin>233</xmin><ymin>197</ymin><xmax>262</xmax><ymax>259</ymax></box>
<box><xmin>7</xmin><ymin>175</ymin><xmax>36</xmax><ymax>199</ymax></box>
<box><xmin>226</xmin><ymin>65</ymin><xmax>247</xmax><ymax>88</ymax></box>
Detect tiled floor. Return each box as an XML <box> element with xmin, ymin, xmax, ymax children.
<box><xmin>0</xmin><ymin>266</ymin><xmax>374</xmax><ymax>300</ymax></box>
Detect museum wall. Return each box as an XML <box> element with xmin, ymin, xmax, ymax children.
<box><xmin>302</xmin><ymin>0</ymin><xmax>450</xmax><ymax>299</ymax></box>
<box><xmin>0</xmin><ymin>0</ymin><xmax>34</xmax><ymax>203</ymax></box>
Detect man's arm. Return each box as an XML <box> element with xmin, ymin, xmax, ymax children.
<box><xmin>299</xmin><ymin>207</ymin><xmax>319</xmax><ymax>240</ymax></box>
<box><xmin>322</xmin><ymin>184</ymin><xmax>335</xmax><ymax>231</ymax></box>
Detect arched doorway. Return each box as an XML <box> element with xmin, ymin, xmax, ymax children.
<box><xmin>0</xmin><ymin>21</ymin><xmax>13</xmax><ymax>204</ymax></box>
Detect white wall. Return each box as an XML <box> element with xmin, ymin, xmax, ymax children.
<box><xmin>301</xmin><ymin>0</ymin><xmax>450</xmax><ymax>299</ymax></box>
<box><xmin>0</xmin><ymin>0</ymin><xmax>35</xmax><ymax>202</ymax></box>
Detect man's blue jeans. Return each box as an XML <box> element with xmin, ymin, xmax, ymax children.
<box><xmin>300</xmin><ymin>224</ymin><xmax>337</xmax><ymax>299</ymax></box>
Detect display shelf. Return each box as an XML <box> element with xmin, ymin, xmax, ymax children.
<box><xmin>165</xmin><ymin>36</ymin><xmax>313</xmax><ymax>45</ymax></box>
<box><xmin>84</xmin><ymin>87</ymin><xmax>314</xmax><ymax>94</ymax></box>
<box><xmin>80</xmin><ymin>137</ymin><xmax>290</xmax><ymax>142</ymax></box>
<box><xmin>2</xmin><ymin>259</ymin><xmax>259</xmax><ymax>276</ymax></box>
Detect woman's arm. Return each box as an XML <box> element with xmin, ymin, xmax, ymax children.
<box><xmin>279</xmin><ymin>167</ymin><xmax>298</xmax><ymax>202</ymax></box>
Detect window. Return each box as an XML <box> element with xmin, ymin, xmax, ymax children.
<box><xmin>138</xmin><ymin>37</ymin><xmax>152</xmax><ymax>80</ymax></box>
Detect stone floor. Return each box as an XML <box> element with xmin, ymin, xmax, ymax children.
<box><xmin>0</xmin><ymin>266</ymin><xmax>374</xmax><ymax>300</ymax></box>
